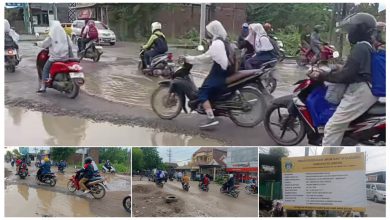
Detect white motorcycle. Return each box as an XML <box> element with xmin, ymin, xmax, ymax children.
<box><xmin>102</xmin><ymin>165</ymin><xmax>116</xmax><ymax>174</ymax></box>
<box><xmin>5</xmin><ymin>48</ymin><xmax>21</xmax><ymax>73</ymax></box>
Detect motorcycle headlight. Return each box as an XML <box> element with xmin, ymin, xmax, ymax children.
<box><xmin>333</xmin><ymin>51</ymin><xmax>340</xmax><ymax>58</ymax></box>
<box><xmin>277</xmin><ymin>41</ymin><xmax>283</xmax><ymax>48</ymax></box>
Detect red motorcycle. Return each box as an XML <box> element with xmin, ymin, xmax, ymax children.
<box><xmin>296</xmin><ymin>43</ymin><xmax>339</xmax><ymax>66</ymax></box>
<box><xmin>264</xmin><ymin>69</ymin><xmax>386</xmax><ymax>146</ymax></box>
<box><xmin>67</xmin><ymin>171</ymin><xmax>107</xmax><ymax>199</ymax></box>
<box><xmin>36</xmin><ymin>49</ymin><xmax>85</xmax><ymax>99</ymax></box>
<box><xmin>18</xmin><ymin>163</ymin><xmax>28</xmax><ymax>179</ymax></box>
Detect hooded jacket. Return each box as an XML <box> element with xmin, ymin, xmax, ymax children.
<box><xmin>246</xmin><ymin>23</ymin><xmax>274</xmax><ymax>53</ymax></box>
<box><xmin>185</xmin><ymin>20</ymin><xmax>229</xmax><ymax>70</ymax></box>
<box><xmin>142</xmin><ymin>30</ymin><xmax>168</xmax><ymax>53</ymax></box>
<box><xmin>37</xmin><ymin>20</ymin><xmax>72</xmax><ymax>61</ymax></box>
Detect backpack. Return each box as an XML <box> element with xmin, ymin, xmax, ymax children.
<box><xmin>216</xmin><ymin>37</ymin><xmax>240</xmax><ymax>75</ymax></box>
<box><xmin>306</xmin><ymin>85</ymin><xmax>337</xmax><ymax>127</ymax></box>
<box><xmin>359</xmin><ymin>41</ymin><xmax>386</xmax><ymax>97</ymax></box>
<box><xmin>88</xmin><ymin>25</ymin><xmax>98</xmax><ymax>40</ymax></box>
<box><xmin>153</xmin><ymin>35</ymin><xmax>168</xmax><ymax>53</ymax></box>
<box><xmin>4</xmin><ymin>33</ymin><xmax>16</xmax><ymax>48</ymax></box>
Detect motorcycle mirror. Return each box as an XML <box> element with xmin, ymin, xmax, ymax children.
<box><xmin>197</xmin><ymin>45</ymin><xmax>205</xmax><ymax>52</ymax></box>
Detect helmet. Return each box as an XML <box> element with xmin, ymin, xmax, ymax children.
<box><xmin>242</xmin><ymin>23</ymin><xmax>249</xmax><ymax>29</ymax></box>
<box><xmin>314</xmin><ymin>25</ymin><xmax>322</xmax><ymax>32</ymax></box>
<box><xmin>229</xmin><ymin>174</ymin><xmax>234</xmax><ymax>178</ymax></box>
<box><xmin>263</xmin><ymin>23</ymin><xmax>272</xmax><ymax>32</ymax></box>
<box><xmin>84</xmin><ymin>157</ymin><xmax>92</xmax><ymax>164</ymax></box>
<box><xmin>151</xmin><ymin>22</ymin><xmax>162</xmax><ymax>33</ymax></box>
<box><xmin>338</xmin><ymin>13</ymin><xmax>377</xmax><ymax>44</ymax></box>
<box><xmin>44</xmin><ymin>158</ymin><xmax>49</xmax><ymax>162</ymax></box>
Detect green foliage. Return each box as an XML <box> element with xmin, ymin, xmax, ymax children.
<box><xmin>215</xmin><ymin>175</ymin><xmax>227</xmax><ymax>185</ymax></box>
<box><xmin>269</xmin><ymin>147</ymin><xmax>289</xmax><ymax>158</ymax></box>
<box><xmin>273</xmin><ymin>27</ymin><xmax>301</xmax><ymax>56</ymax></box>
<box><xmin>132</xmin><ymin>147</ymin><xmax>144</xmax><ymax>172</ymax></box>
<box><xmin>50</xmin><ymin>147</ymin><xmax>76</xmax><ymax>162</ymax></box>
<box><xmin>12</xmin><ymin>149</ymin><xmax>21</xmax><ymax>157</ymax></box>
<box><xmin>140</xmin><ymin>147</ymin><xmax>163</xmax><ymax>170</ymax></box>
<box><xmin>99</xmin><ymin>148</ymin><xmax>130</xmax><ymax>164</ymax></box>
<box><xmin>5</xmin><ymin>151</ymin><xmax>13</xmax><ymax>161</ymax></box>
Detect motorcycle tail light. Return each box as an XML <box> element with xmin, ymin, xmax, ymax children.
<box><xmin>167</xmin><ymin>53</ymin><xmax>173</xmax><ymax>62</ymax></box>
<box><xmin>7</xmin><ymin>49</ymin><xmax>13</xmax><ymax>54</ymax></box>
<box><xmin>294</xmin><ymin>79</ymin><xmax>311</xmax><ymax>93</ymax></box>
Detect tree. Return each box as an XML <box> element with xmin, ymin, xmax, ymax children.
<box><xmin>5</xmin><ymin>151</ymin><xmax>13</xmax><ymax>161</ymax></box>
<box><xmin>269</xmin><ymin>147</ymin><xmax>289</xmax><ymax>158</ymax></box>
<box><xmin>132</xmin><ymin>148</ymin><xmax>144</xmax><ymax>172</ymax></box>
<box><xmin>99</xmin><ymin>148</ymin><xmax>129</xmax><ymax>164</ymax></box>
<box><xmin>50</xmin><ymin>148</ymin><xmax>76</xmax><ymax>162</ymax></box>
<box><xmin>12</xmin><ymin>149</ymin><xmax>21</xmax><ymax>157</ymax></box>
<box><xmin>141</xmin><ymin>147</ymin><xmax>163</xmax><ymax>170</ymax></box>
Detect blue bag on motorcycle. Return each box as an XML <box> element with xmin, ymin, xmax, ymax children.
<box><xmin>371</xmin><ymin>50</ymin><xmax>386</xmax><ymax>97</ymax></box>
<box><xmin>306</xmin><ymin>85</ymin><xmax>337</xmax><ymax>127</ymax></box>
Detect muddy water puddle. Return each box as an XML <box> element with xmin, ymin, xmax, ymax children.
<box><xmin>5</xmin><ymin>107</ymin><xmax>222</xmax><ymax>146</ymax></box>
<box><xmin>5</xmin><ymin>185</ymin><xmax>94</xmax><ymax>217</ymax></box>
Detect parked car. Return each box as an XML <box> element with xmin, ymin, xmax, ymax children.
<box><xmin>71</xmin><ymin>20</ymin><xmax>116</xmax><ymax>45</ymax></box>
<box><xmin>366</xmin><ymin>182</ymin><xmax>386</xmax><ymax>203</ymax></box>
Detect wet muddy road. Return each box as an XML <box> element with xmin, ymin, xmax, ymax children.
<box><xmin>5</xmin><ymin>41</ymin><xmax>308</xmax><ymax>146</ymax></box>
<box><xmin>4</xmin><ymin>163</ymin><xmax>130</xmax><ymax>217</ymax></box>
<box><xmin>132</xmin><ymin>177</ymin><xmax>257</xmax><ymax>217</ymax></box>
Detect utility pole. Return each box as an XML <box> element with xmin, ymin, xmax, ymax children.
<box><xmin>168</xmin><ymin>148</ymin><xmax>172</xmax><ymax>163</ymax></box>
<box><xmin>199</xmin><ymin>3</ymin><xmax>206</xmax><ymax>46</ymax></box>
<box><xmin>53</xmin><ymin>3</ymin><xmax>58</xmax><ymax>20</ymax></box>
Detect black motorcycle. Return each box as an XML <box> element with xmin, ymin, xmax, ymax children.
<box><xmin>36</xmin><ymin>169</ymin><xmax>57</xmax><ymax>187</ymax></box>
<box><xmin>151</xmin><ymin>58</ymin><xmax>275</xmax><ymax>127</ymax></box>
<box><xmin>182</xmin><ymin>182</ymin><xmax>190</xmax><ymax>191</ymax></box>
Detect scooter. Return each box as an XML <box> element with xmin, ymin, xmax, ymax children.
<box><xmin>156</xmin><ymin>179</ymin><xmax>164</xmax><ymax>188</ymax></box>
<box><xmin>36</xmin><ymin>48</ymin><xmax>85</xmax><ymax>99</ymax></box>
<box><xmin>18</xmin><ymin>163</ymin><xmax>28</xmax><ymax>179</ymax></box>
<box><xmin>36</xmin><ymin>170</ymin><xmax>57</xmax><ymax>187</ymax></box>
<box><xmin>198</xmin><ymin>183</ymin><xmax>209</xmax><ymax>192</ymax></box>
<box><xmin>67</xmin><ymin>171</ymin><xmax>107</xmax><ymax>199</ymax></box>
<box><xmin>220</xmin><ymin>185</ymin><xmax>240</xmax><ymax>198</ymax></box>
<box><xmin>102</xmin><ymin>165</ymin><xmax>116</xmax><ymax>174</ymax></box>
<box><xmin>122</xmin><ymin>194</ymin><xmax>131</xmax><ymax>214</ymax></box>
<box><xmin>4</xmin><ymin>47</ymin><xmax>21</xmax><ymax>73</ymax></box>
<box><xmin>78</xmin><ymin>39</ymin><xmax>103</xmax><ymax>62</ymax></box>
<box><xmin>138</xmin><ymin>49</ymin><xmax>175</xmax><ymax>78</ymax></box>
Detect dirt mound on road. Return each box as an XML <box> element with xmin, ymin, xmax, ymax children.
<box><xmin>133</xmin><ymin>184</ymin><xmax>185</xmax><ymax>217</ymax></box>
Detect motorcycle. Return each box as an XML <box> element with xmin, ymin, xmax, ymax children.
<box><xmin>102</xmin><ymin>165</ymin><xmax>116</xmax><ymax>174</ymax></box>
<box><xmin>245</xmin><ymin>183</ymin><xmax>258</xmax><ymax>195</ymax></box>
<box><xmin>35</xmin><ymin>161</ymin><xmax>41</xmax><ymax>168</ymax></box>
<box><xmin>296</xmin><ymin>43</ymin><xmax>339</xmax><ymax>66</ymax></box>
<box><xmin>182</xmin><ymin>182</ymin><xmax>190</xmax><ymax>191</ymax></box>
<box><xmin>220</xmin><ymin>185</ymin><xmax>240</xmax><ymax>198</ymax></box>
<box><xmin>36</xmin><ymin>48</ymin><xmax>85</xmax><ymax>99</ymax></box>
<box><xmin>77</xmin><ymin>39</ymin><xmax>103</xmax><ymax>62</ymax></box>
<box><xmin>122</xmin><ymin>194</ymin><xmax>131</xmax><ymax>214</ymax></box>
<box><xmin>18</xmin><ymin>163</ymin><xmax>28</xmax><ymax>179</ymax></box>
<box><xmin>5</xmin><ymin>47</ymin><xmax>21</xmax><ymax>73</ymax></box>
<box><xmin>138</xmin><ymin>49</ymin><xmax>175</xmax><ymax>78</ymax></box>
<box><xmin>58</xmin><ymin>166</ymin><xmax>65</xmax><ymax>174</ymax></box>
<box><xmin>198</xmin><ymin>183</ymin><xmax>209</xmax><ymax>192</ymax></box>
<box><xmin>156</xmin><ymin>179</ymin><xmax>164</xmax><ymax>188</ymax></box>
<box><xmin>264</xmin><ymin>66</ymin><xmax>386</xmax><ymax>146</ymax></box>
<box><xmin>151</xmin><ymin>58</ymin><xmax>271</xmax><ymax>128</ymax></box>
<box><xmin>36</xmin><ymin>171</ymin><xmax>57</xmax><ymax>187</ymax></box>
<box><xmin>269</xmin><ymin>35</ymin><xmax>286</xmax><ymax>62</ymax></box>
<box><xmin>67</xmin><ymin>171</ymin><xmax>107</xmax><ymax>199</ymax></box>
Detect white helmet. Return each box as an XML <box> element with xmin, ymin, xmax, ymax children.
<box><xmin>151</xmin><ymin>22</ymin><xmax>162</xmax><ymax>33</ymax></box>
<box><xmin>229</xmin><ymin>174</ymin><xmax>233</xmax><ymax>178</ymax></box>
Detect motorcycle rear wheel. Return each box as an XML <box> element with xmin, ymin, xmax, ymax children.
<box><xmin>264</xmin><ymin>102</ymin><xmax>306</xmax><ymax>145</ymax></box>
<box><xmin>66</xmin><ymin>79</ymin><xmax>80</xmax><ymax>99</ymax></box>
<box><xmin>50</xmin><ymin>178</ymin><xmax>57</xmax><ymax>187</ymax></box>
<box><xmin>122</xmin><ymin>196</ymin><xmax>131</xmax><ymax>213</ymax></box>
<box><xmin>232</xmin><ymin>191</ymin><xmax>239</xmax><ymax>198</ymax></box>
<box><xmin>91</xmin><ymin>184</ymin><xmax>106</xmax><ymax>199</ymax></box>
<box><xmin>229</xmin><ymin>87</ymin><xmax>266</xmax><ymax>127</ymax></box>
<box><xmin>67</xmin><ymin>180</ymin><xmax>77</xmax><ymax>192</ymax></box>
<box><xmin>151</xmin><ymin>85</ymin><xmax>182</xmax><ymax>120</ymax></box>
<box><xmin>263</xmin><ymin>77</ymin><xmax>277</xmax><ymax>94</ymax></box>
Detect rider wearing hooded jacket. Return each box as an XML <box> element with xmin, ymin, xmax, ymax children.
<box><xmin>142</xmin><ymin>22</ymin><xmax>168</xmax><ymax>68</ymax></box>
<box><xmin>36</xmin><ymin>20</ymin><xmax>73</xmax><ymax>93</ymax></box>
<box><xmin>184</xmin><ymin>20</ymin><xmax>230</xmax><ymax>128</ymax></box>
<box><xmin>310</xmin><ymin>13</ymin><xmax>379</xmax><ymax>146</ymax></box>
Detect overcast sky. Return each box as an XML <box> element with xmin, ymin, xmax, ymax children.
<box><xmin>259</xmin><ymin>147</ymin><xmax>386</xmax><ymax>173</ymax></box>
<box><xmin>157</xmin><ymin>147</ymin><xmax>199</xmax><ymax>166</ymax></box>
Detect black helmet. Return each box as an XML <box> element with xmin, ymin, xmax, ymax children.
<box><xmin>314</xmin><ymin>25</ymin><xmax>322</xmax><ymax>32</ymax></box>
<box><xmin>84</xmin><ymin>157</ymin><xmax>92</xmax><ymax>164</ymax></box>
<box><xmin>338</xmin><ymin>12</ymin><xmax>377</xmax><ymax>44</ymax></box>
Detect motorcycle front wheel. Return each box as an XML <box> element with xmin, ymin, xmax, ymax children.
<box><xmin>49</xmin><ymin>178</ymin><xmax>57</xmax><ymax>187</ymax></box>
<box><xmin>232</xmin><ymin>191</ymin><xmax>239</xmax><ymax>198</ymax></box>
<box><xmin>122</xmin><ymin>196</ymin><xmax>131</xmax><ymax>213</ymax></box>
<box><xmin>67</xmin><ymin>180</ymin><xmax>77</xmax><ymax>192</ymax></box>
<box><xmin>91</xmin><ymin>183</ymin><xmax>106</xmax><ymax>199</ymax></box>
<box><xmin>229</xmin><ymin>87</ymin><xmax>266</xmax><ymax>127</ymax></box>
<box><xmin>264</xmin><ymin>102</ymin><xmax>306</xmax><ymax>145</ymax></box>
<box><xmin>151</xmin><ymin>85</ymin><xmax>182</xmax><ymax>120</ymax></box>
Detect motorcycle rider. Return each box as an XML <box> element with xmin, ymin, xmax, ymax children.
<box><xmin>177</xmin><ymin>171</ymin><xmax>183</xmax><ymax>182</ymax></box>
<box><xmin>104</xmin><ymin>160</ymin><xmax>112</xmax><ymax>172</ymax></box>
<box><xmin>309</xmin><ymin>13</ymin><xmax>379</xmax><ymax>146</ymax></box>
<box><xmin>202</xmin><ymin>174</ymin><xmax>210</xmax><ymax>189</ymax></box>
<box><xmin>184</xmin><ymin>20</ymin><xmax>231</xmax><ymax>128</ymax></box>
<box><xmin>142</xmin><ymin>22</ymin><xmax>168</xmax><ymax>69</ymax></box>
<box><xmin>79</xmin><ymin>157</ymin><xmax>95</xmax><ymax>194</ymax></box>
<box><xmin>4</xmin><ymin>19</ymin><xmax>19</xmax><ymax>50</ymax></box>
<box><xmin>182</xmin><ymin>173</ymin><xmax>190</xmax><ymax>188</ymax></box>
<box><xmin>79</xmin><ymin>20</ymin><xmax>98</xmax><ymax>53</ymax></box>
<box><xmin>245</xmin><ymin>23</ymin><xmax>276</xmax><ymax>70</ymax></box>
<box><xmin>58</xmin><ymin>160</ymin><xmax>66</xmax><ymax>172</ymax></box>
<box><xmin>156</xmin><ymin>169</ymin><xmax>165</xmax><ymax>184</ymax></box>
<box><xmin>36</xmin><ymin>20</ymin><xmax>73</xmax><ymax>93</ymax></box>
<box><xmin>223</xmin><ymin>174</ymin><xmax>235</xmax><ymax>192</ymax></box>
<box><xmin>310</xmin><ymin>25</ymin><xmax>326</xmax><ymax>64</ymax></box>
<box><xmin>37</xmin><ymin>158</ymin><xmax>52</xmax><ymax>181</ymax></box>
<box><xmin>237</xmin><ymin>23</ymin><xmax>255</xmax><ymax>69</ymax></box>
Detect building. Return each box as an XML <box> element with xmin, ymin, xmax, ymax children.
<box><xmin>68</xmin><ymin>147</ymin><xmax>100</xmax><ymax>165</ymax></box>
<box><xmin>72</xmin><ymin>3</ymin><xmax>109</xmax><ymax>25</ymax></box>
<box><xmin>366</xmin><ymin>171</ymin><xmax>386</xmax><ymax>183</ymax></box>
<box><xmin>258</xmin><ymin>153</ymin><xmax>283</xmax><ymax>201</ymax></box>
<box><xmin>188</xmin><ymin>147</ymin><xmax>227</xmax><ymax>181</ymax></box>
<box><xmin>226</xmin><ymin>147</ymin><xmax>258</xmax><ymax>183</ymax></box>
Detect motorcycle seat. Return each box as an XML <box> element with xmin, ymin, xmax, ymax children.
<box><xmin>226</xmin><ymin>69</ymin><xmax>259</xmax><ymax>84</ymax></box>
<box><xmin>366</xmin><ymin>101</ymin><xmax>386</xmax><ymax>115</ymax></box>
<box><xmin>152</xmin><ymin>53</ymin><xmax>168</xmax><ymax>60</ymax></box>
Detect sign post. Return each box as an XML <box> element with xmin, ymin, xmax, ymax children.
<box><xmin>281</xmin><ymin>152</ymin><xmax>366</xmax><ymax>213</ymax></box>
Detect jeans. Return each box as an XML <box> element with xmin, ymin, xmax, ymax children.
<box><xmin>144</xmin><ymin>49</ymin><xmax>160</xmax><ymax>66</ymax></box>
<box><xmin>245</xmin><ymin>51</ymin><xmax>276</xmax><ymax>70</ymax></box>
<box><xmin>42</xmin><ymin>60</ymin><xmax>54</xmax><ymax>81</ymax></box>
<box><xmin>322</xmin><ymin>82</ymin><xmax>378</xmax><ymax>146</ymax></box>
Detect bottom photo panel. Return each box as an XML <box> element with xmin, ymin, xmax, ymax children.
<box><xmin>131</xmin><ymin>147</ymin><xmax>259</xmax><ymax>217</ymax></box>
<box><xmin>259</xmin><ymin>146</ymin><xmax>386</xmax><ymax>218</ymax></box>
<box><xmin>4</xmin><ymin>147</ymin><xmax>131</xmax><ymax>217</ymax></box>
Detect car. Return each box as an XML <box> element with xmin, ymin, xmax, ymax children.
<box><xmin>366</xmin><ymin>182</ymin><xmax>386</xmax><ymax>203</ymax></box>
<box><xmin>71</xmin><ymin>20</ymin><xmax>116</xmax><ymax>45</ymax></box>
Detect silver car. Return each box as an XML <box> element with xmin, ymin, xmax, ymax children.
<box><xmin>71</xmin><ymin>20</ymin><xmax>116</xmax><ymax>45</ymax></box>
<box><xmin>366</xmin><ymin>182</ymin><xmax>386</xmax><ymax>203</ymax></box>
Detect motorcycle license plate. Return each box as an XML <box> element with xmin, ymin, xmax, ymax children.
<box><xmin>69</xmin><ymin>72</ymin><xmax>84</xmax><ymax>78</ymax></box>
